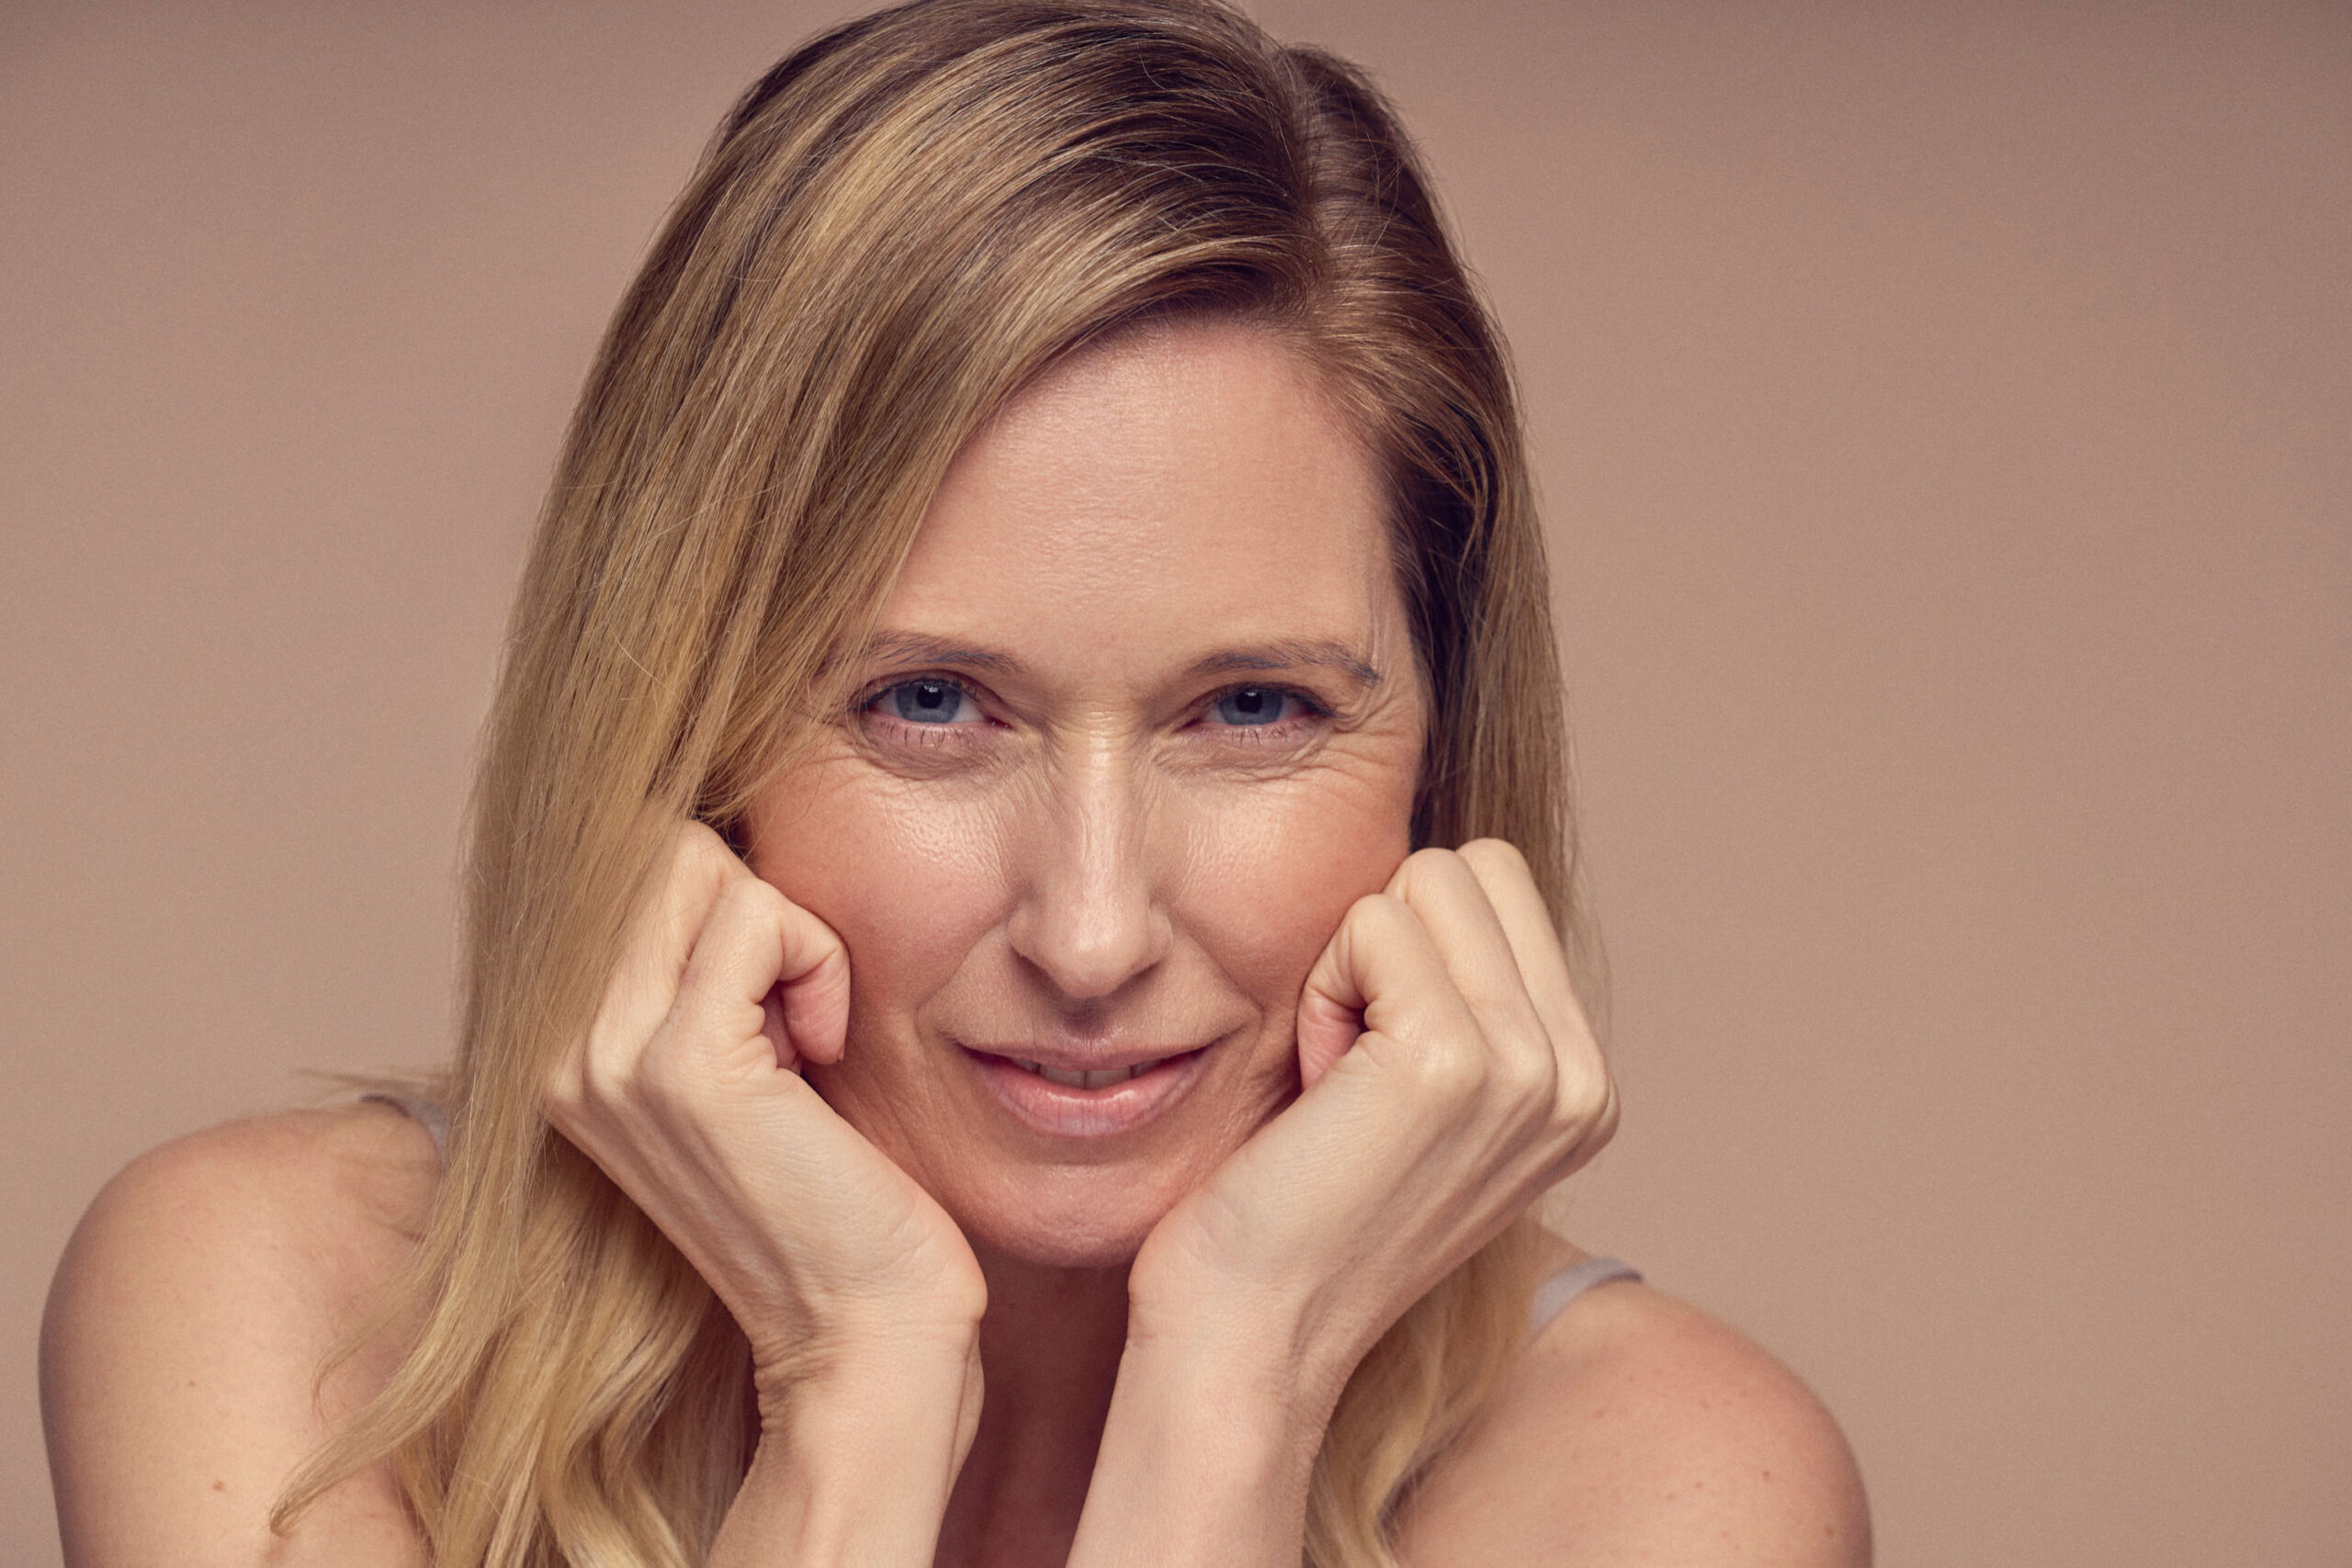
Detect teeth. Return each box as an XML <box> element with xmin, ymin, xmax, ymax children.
<box><xmin>1019</xmin><ymin>1060</ymin><xmax>1145</xmax><ymax>1089</ymax></box>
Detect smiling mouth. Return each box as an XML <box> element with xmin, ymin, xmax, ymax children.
<box><xmin>1006</xmin><ymin>1057</ymin><xmax>1156</xmax><ymax>1089</ymax></box>
<box><xmin>985</xmin><ymin>1047</ymin><xmax>1204</xmax><ymax>1088</ymax></box>
<box><xmin>958</xmin><ymin>1043</ymin><xmax>1212</xmax><ymax>1136</ymax></box>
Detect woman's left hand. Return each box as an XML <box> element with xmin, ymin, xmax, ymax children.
<box><xmin>1124</xmin><ymin>838</ymin><xmax>1618</xmax><ymax>1412</ymax></box>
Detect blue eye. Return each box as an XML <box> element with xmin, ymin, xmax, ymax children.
<box><xmin>888</xmin><ymin>680</ymin><xmax>972</xmax><ymax>724</ymax></box>
<box><xmin>1213</xmin><ymin>686</ymin><xmax>1292</xmax><ymax>726</ymax></box>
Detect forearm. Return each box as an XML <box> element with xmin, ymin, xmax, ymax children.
<box><xmin>709</xmin><ymin>1345</ymin><xmax>978</xmax><ymax>1568</ymax></box>
<box><xmin>1066</xmin><ymin>1339</ymin><xmax>1335</xmax><ymax>1568</ymax></box>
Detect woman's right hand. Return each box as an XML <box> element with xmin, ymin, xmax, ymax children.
<box><xmin>542</xmin><ymin>821</ymin><xmax>987</xmax><ymax>1428</ymax></box>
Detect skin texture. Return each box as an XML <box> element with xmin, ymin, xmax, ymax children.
<box><xmin>41</xmin><ymin>320</ymin><xmax>1869</xmax><ymax>1567</ymax></box>
<box><xmin>742</xmin><ymin>320</ymin><xmax>1431</xmax><ymax>1557</ymax></box>
<box><xmin>747</xmin><ymin>316</ymin><xmax>1423</xmax><ymax>1269</ymax></box>
<box><xmin>41</xmin><ymin>1107</ymin><xmax>435</xmax><ymax>1568</ymax></box>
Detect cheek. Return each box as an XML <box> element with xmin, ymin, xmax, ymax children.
<box><xmin>1171</xmin><ymin>768</ymin><xmax>1416</xmax><ymax>1011</ymax></box>
<box><xmin>744</xmin><ymin>764</ymin><xmax>1009</xmax><ymax>1010</ymax></box>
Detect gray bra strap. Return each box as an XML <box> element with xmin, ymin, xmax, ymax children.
<box><xmin>361</xmin><ymin>1090</ymin><xmax>447</xmax><ymax>1160</ymax></box>
<box><xmin>1527</xmin><ymin>1255</ymin><xmax>1642</xmax><ymax>1338</ymax></box>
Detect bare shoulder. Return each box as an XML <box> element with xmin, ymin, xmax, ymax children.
<box><xmin>1395</xmin><ymin>1259</ymin><xmax>1871</xmax><ymax>1567</ymax></box>
<box><xmin>41</xmin><ymin>1103</ymin><xmax>436</xmax><ymax>1567</ymax></box>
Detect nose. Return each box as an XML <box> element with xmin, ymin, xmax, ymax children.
<box><xmin>1004</xmin><ymin>743</ymin><xmax>1171</xmax><ymax>1000</ymax></box>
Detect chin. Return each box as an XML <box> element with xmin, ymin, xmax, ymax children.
<box><xmin>948</xmin><ymin>1159</ymin><xmax>1197</xmax><ymax>1270</ymax></box>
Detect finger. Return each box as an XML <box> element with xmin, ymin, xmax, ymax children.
<box><xmin>1451</xmin><ymin>840</ymin><xmax>1594</xmax><ymax>1055</ymax></box>
<box><xmin>760</xmin><ymin>988</ymin><xmax>801</xmax><ymax>1076</ymax></box>
<box><xmin>1450</xmin><ymin>840</ymin><xmax>1612</xmax><ymax>1143</ymax></box>
<box><xmin>579</xmin><ymin>822</ymin><xmax>737</xmax><ymax>1066</ymax></box>
<box><xmin>775</xmin><ymin>895</ymin><xmax>851</xmax><ymax>1066</ymax></box>
<box><xmin>626</xmin><ymin>822</ymin><xmax>741</xmax><ymax>997</ymax></box>
<box><xmin>1295</xmin><ymin>892</ymin><xmax>1381</xmax><ymax>1086</ymax></box>
<box><xmin>1384</xmin><ymin>848</ymin><xmax>1549</xmax><ymax>1066</ymax></box>
<box><xmin>1295</xmin><ymin>891</ymin><xmax>1486</xmax><ymax>1104</ymax></box>
<box><xmin>669</xmin><ymin>874</ymin><xmax>851</xmax><ymax>1074</ymax></box>
<box><xmin>1294</xmin><ymin>947</ymin><xmax>1363</xmax><ymax>1089</ymax></box>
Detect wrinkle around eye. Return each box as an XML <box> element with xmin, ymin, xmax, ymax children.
<box><xmin>848</xmin><ymin>678</ymin><xmax>1010</xmax><ymax>768</ymax></box>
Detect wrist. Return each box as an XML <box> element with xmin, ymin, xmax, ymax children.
<box><xmin>753</xmin><ymin>1325</ymin><xmax>980</xmax><ymax>1434</ymax></box>
<box><xmin>718</xmin><ymin>1429</ymin><xmax>955</xmax><ymax>1568</ymax></box>
<box><xmin>1123</xmin><ymin>1277</ymin><xmax>1363</xmax><ymax>1431</ymax></box>
<box><xmin>1068</xmin><ymin>1337</ymin><xmax>1332</xmax><ymax>1568</ymax></box>
<box><xmin>1121</xmin><ymin>1322</ymin><xmax>1340</xmax><ymax>1450</ymax></box>
<box><xmin>718</xmin><ymin>1338</ymin><xmax>980</xmax><ymax>1568</ymax></box>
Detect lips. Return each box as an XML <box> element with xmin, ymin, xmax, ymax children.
<box><xmin>961</xmin><ymin>1043</ymin><xmax>1209</xmax><ymax>1137</ymax></box>
<box><xmin>1007</xmin><ymin>1057</ymin><xmax>1152</xmax><ymax>1089</ymax></box>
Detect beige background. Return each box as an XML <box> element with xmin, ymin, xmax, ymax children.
<box><xmin>5</xmin><ymin>2</ymin><xmax>2346</xmax><ymax>1562</ymax></box>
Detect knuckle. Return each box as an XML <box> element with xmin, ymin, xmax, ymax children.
<box><xmin>581</xmin><ymin>1015</ymin><xmax>667</xmax><ymax>1106</ymax></box>
<box><xmin>1496</xmin><ymin>1039</ymin><xmax>1558</xmax><ymax>1107</ymax></box>
<box><xmin>633</xmin><ymin>1039</ymin><xmax>697</xmax><ymax>1108</ymax></box>
<box><xmin>1407</xmin><ymin>1037</ymin><xmax>1486</xmax><ymax>1102</ymax></box>
<box><xmin>542</xmin><ymin>1059</ymin><xmax>586</xmax><ymax>1122</ymax></box>
<box><xmin>1550</xmin><ymin>1083</ymin><xmax>1620</xmax><ymax>1179</ymax></box>
<box><xmin>1590</xmin><ymin>1078</ymin><xmax>1623</xmax><ymax>1143</ymax></box>
<box><xmin>575</xmin><ymin>1047</ymin><xmax>630</xmax><ymax>1114</ymax></box>
<box><xmin>674</xmin><ymin>818</ymin><xmax>731</xmax><ymax>865</ymax></box>
<box><xmin>1556</xmin><ymin>1055</ymin><xmax>1617</xmax><ymax>1130</ymax></box>
<box><xmin>1457</xmin><ymin>836</ymin><xmax>1527</xmax><ymax>869</ymax></box>
<box><xmin>734</xmin><ymin>874</ymin><xmax>791</xmax><ymax>921</ymax></box>
<box><xmin>1349</xmin><ymin>890</ymin><xmax>1417</xmax><ymax>940</ymax></box>
<box><xmin>704</xmin><ymin>867</ymin><xmax>786</xmax><ymax>934</ymax></box>
<box><xmin>666</xmin><ymin>820</ymin><xmax>740</xmax><ymax>897</ymax></box>
<box><xmin>1395</xmin><ymin>845</ymin><xmax>1466</xmax><ymax>894</ymax></box>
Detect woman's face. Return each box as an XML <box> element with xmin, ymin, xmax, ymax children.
<box><xmin>743</xmin><ymin>319</ymin><xmax>1424</xmax><ymax>1268</ymax></box>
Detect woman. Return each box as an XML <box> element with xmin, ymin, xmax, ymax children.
<box><xmin>42</xmin><ymin>1</ymin><xmax>1868</xmax><ymax>1563</ymax></box>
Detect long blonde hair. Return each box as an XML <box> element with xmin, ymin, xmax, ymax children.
<box><xmin>277</xmin><ymin>2</ymin><xmax>1592</xmax><ymax>1562</ymax></box>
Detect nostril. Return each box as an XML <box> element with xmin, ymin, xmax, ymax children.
<box><xmin>1028</xmin><ymin>929</ymin><xmax>1159</xmax><ymax>998</ymax></box>
<box><xmin>1004</xmin><ymin>793</ymin><xmax>1171</xmax><ymax>997</ymax></box>
<box><xmin>1007</xmin><ymin>899</ymin><xmax>1172</xmax><ymax>1000</ymax></box>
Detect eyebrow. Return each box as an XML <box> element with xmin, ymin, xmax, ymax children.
<box><xmin>844</xmin><ymin>631</ymin><xmax>1023</xmax><ymax>676</ymax></box>
<box><xmin>842</xmin><ymin>631</ymin><xmax>1383</xmax><ymax>688</ymax></box>
<box><xmin>1183</xmin><ymin>639</ymin><xmax>1384</xmax><ymax>687</ymax></box>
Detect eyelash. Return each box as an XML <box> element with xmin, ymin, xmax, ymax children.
<box><xmin>851</xmin><ymin>676</ymin><xmax>1331</xmax><ymax>748</ymax></box>
<box><xmin>1200</xmin><ymin>684</ymin><xmax>1330</xmax><ymax>742</ymax></box>
<box><xmin>853</xmin><ymin>677</ymin><xmax>992</xmax><ymax>750</ymax></box>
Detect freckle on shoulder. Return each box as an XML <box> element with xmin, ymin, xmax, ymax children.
<box><xmin>1396</xmin><ymin>1252</ymin><xmax>1871</xmax><ymax>1564</ymax></box>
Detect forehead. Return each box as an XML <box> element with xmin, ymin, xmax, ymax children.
<box><xmin>881</xmin><ymin>321</ymin><xmax>1398</xmax><ymax>660</ymax></box>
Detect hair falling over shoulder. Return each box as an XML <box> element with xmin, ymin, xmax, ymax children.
<box><xmin>272</xmin><ymin>2</ymin><xmax>1593</xmax><ymax>1562</ymax></box>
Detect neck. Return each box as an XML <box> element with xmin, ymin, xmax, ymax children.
<box><xmin>933</xmin><ymin>1241</ymin><xmax>1134</xmax><ymax>1568</ymax></box>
